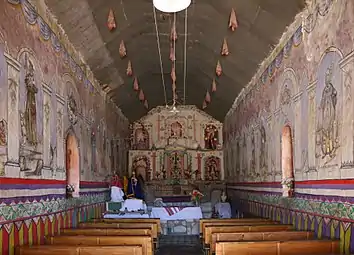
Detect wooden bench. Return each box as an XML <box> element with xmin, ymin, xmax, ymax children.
<box><xmin>61</xmin><ymin>228</ymin><xmax>151</xmax><ymax>236</ymax></box>
<box><xmin>215</xmin><ymin>240</ymin><xmax>340</xmax><ymax>255</ymax></box>
<box><xmin>45</xmin><ymin>235</ymin><xmax>153</xmax><ymax>255</ymax></box>
<box><xmin>199</xmin><ymin>218</ymin><xmax>271</xmax><ymax>233</ymax></box>
<box><xmin>210</xmin><ymin>231</ymin><xmax>315</xmax><ymax>254</ymax></box>
<box><xmin>15</xmin><ymin>245</ymin><xmax>143</xmax><ymax>255</ymax></box>
<box><xmin>201</xmin><ymin>220</ymin><xmax>278</xmax><ymax>239</ymax></box>
<box><xmin>204</xmin><ymin>224</ymin><xmax>294</xmax><ymax>253</ymax></box>
<box><xmin>91</xmin><ymin>218</ymin><xmax>161</xmax><ymax>234</ymax></box>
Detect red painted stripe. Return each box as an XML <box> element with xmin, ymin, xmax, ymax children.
<box><xmin>23</xmin><ymin>224</ymin><xmax>28</xmax><ymax>245</ymax></box>
<box><xmin>40</xmin><ymin>219</ymin><xmax>45</xmax><ymax>244</ymax></box>
<box><xmin>230</xmin><ymin>179</ymin><xmax>354</xmax><ymax>186</ymax></box>
<box><xmin>48</xmin><ymin>219</ymin><xmax>53</xmax><ymax>236</ymax></box>
<box><xmin>32</xmin><ymin>221</ymin><xmax>38</xmax><ymax>245</ymax></box>
<box><xmin>54</xmin><ymin>216</ymin><xmax>59</xmax><ymax>234</ymax></box>
<box><xmin>14</xmin><ymin>225</ymin><xmax>19</xmax><ymax>249</ymax></box>
<box><xmin>2</xmin><ymin>228</ymin><xmax>9</xmax><ymax>255</ymax></box>
<box><xmin>0</xmin><ymin>177</ymin><xmax>108</xmax><ymax>185</ymax></box>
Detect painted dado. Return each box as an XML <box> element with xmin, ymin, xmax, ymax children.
<box><xmin>128</xmin><ymin>105</ymin><xmax>224</xmax><ymax>193</ymax></box>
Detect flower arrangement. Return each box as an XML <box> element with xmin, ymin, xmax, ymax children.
<box><xmin>191</xmin><ymin>189</ymin><xmax>204</xmax><ymax>205</ymax></box>
<box><xmin>66</xmin><ymin>184</ymin><xmax>75</xmax><ymax>193</ymax></box>
<box><xmin>281</xmin><ymin>177</ymin><xmax>294</xmax><ymax>189</ymax></box>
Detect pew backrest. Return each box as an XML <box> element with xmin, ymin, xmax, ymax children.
<box><xmin>199</xmin><ymin>218</ymin><xmax>271</xmax><ymax>233</ymax></box>
<box><xmin>92</xmin><ymin>218</ymin><xmax>161</xmax><ymax>233</ymax></box>
<box><xmin>215</xmin><ymin>240</ymin><xmax>339</xmax><ymax>255</ymax></box>
<box><xmin>45</xmin><ymin>235</ymin><xmax>153</xmax><ymax>255</ymax></box>
<box><xmin>15</xmin><ymin>245</ymin><xmax>143</xmax><ymax>255</ymax></box>
<box><xmin>61</xmin><ymin>228</ymin><xmax>151</xmax><ymax>236</ymax></box>
<box><xmin>204</xmin><ymin>224</ymin><xmax>294</xmax><ymax>245</ymax></box>
<box><xmin>211</xmin><ymin>231</ymin><xmax>315</xmax><ymax>253</ymax></box>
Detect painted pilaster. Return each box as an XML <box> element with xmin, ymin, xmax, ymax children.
<box><xmin>274</xmin><ymin>108</ymin><xmax>282</xmax><ymax>182</ymax></box>
<box><xmin>41</xmin><ymin>83</ymin><xmax>52</xmax><ymax>178</ymax></box>
<box><xmin>55</xmin><ymin>93</ymin><xmax>65</xmax><ymax>180</ymax></box>
<box><xmin>293</xmin><ymin>91</ymin><xmax>303</xmax><ymax>180</ymax></box>
<box><xmin>4</xmin><ymin>53</ymin><xmax>20</xmax><ymax>177</ymax></box>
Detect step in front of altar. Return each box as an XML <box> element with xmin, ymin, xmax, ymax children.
<box><xmin>161</xmin><ymin>219</ymin><xmax>199</xmax><ymax>235</ymax></box>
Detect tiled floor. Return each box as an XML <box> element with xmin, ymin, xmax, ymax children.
<box><xmin>156</xmin><ymin>235</ymin><xmax>203</xmax><ymax>255</ymax></box>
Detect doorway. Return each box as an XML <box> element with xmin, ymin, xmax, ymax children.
<box><xmin>66</xmin><ymin>132</ymin><xmax>80</xmax><ymax>197</ymax></box>
<box><xmin>281</xmin><ymin>125</ymin><xmax>294</xmax><ymax>197</ymax></box>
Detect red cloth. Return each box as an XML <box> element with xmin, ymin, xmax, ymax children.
<box><xmin>110</xmin><ymin>175</ymin><xmax>123</xmax><ymax>188</ymax></box>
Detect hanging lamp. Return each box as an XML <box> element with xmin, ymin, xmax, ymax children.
<box><xmin>153</xmin><ymin>0</ymin><xmax>191</xmax><ymax>13</ymax></box>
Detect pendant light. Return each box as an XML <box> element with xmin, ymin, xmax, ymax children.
<box><xmin>153</xmin><ymin>0</ymin><xmax>191</xmax><ymax>13</ymax></box>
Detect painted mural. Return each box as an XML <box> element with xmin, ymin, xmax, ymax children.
<box><xmin>224</xmin><ymin>0</ymin><xmax>354</xmax><ymax>253</ymax></box>
<box><xmin>0</xmin><ymin>1</ymin><xmax>129</xmax><ymax>254</ymax></box>
<box><xmin>128</xmin><ymin>105</ymin><xmax>224</xmax><ymax>199</ymax></box>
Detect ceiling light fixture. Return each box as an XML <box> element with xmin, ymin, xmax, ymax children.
<box><xmin>153</xmin><ymin>0</ymin><xmax>191</xmax><ymax>13</ymax></box>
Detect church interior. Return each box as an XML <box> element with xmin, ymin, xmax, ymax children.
<box><xmin>0</xmin><ymin>0</ymin><xmax>353</xmax><ymax>254</ymax></box>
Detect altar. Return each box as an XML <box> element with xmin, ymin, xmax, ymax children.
<box><xmin>151</xmin><ymin>206</ymin><xmax>202</xmax><ymax>220</ymax></box>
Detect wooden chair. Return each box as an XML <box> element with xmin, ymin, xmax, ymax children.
<box><xmin>15</xmin><ymin>245</ymin><xmax>143</xmax><ymax>255</ymax></box>
<box><xmin>45</xmin><ymin>235</ymin><xmax>153</xmax><ymax>255</ymax></box>
<box><xmin>210</xmin><ymin>231</ymin><xmax>315</xmax><ymax>254</ymax></box>
<box><xmin>203</xmin><ymin>224</ymin><xmax>294</xmax><ymax>254</ymax></box>
<box><xmin>61</xmin><ymin>228</ymin><xmax>151</xmax><ymax>236</ymax></box>
<box><xmin>91</xmin><ymin>218</ymin><xmax>161</xmax><ymax>234</ymax></box>
<box><xmin>215</xmin><ymin>240</ymin><xmax>340</xmax><ymax>255</ymax></box>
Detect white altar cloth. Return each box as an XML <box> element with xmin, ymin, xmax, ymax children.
<box><xmin>151</xmin><ymin>207</ymin><xmax>203</xmax><ymax>220</ymax></box>
<box><xmin>104</xmin><ymin>213</ymin><xmax>150</xmax><ymax>219</ymax></box>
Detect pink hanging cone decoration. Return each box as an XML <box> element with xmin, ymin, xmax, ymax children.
<box><xmin>229</xmin><ymin>8</ymin><xmax>238</xmax><ymax>31</ymax></box>
<box><xmin>205</xmin><ymin>90</ymin><xmax>211</xmax><ymax>103</ymax></box>
<box><xmin>221</xmin><ymin>38</ymin><xmax>229</xmax><ymax>56</ymax></box>
<box><xmin>202</xmin><ymin>100</ymin><xmax>207</xmax><ymax>109</ymax></box>
<box><xmin>126</xmin><ymin>60</ymin><xmax>133</xmax><ymax>76</ymax></box>
<box><xmin>138</xmin><ymin>89</ymin><xmax>145</xmax><ymax>101</ymax></box>
<box><xmin>172</xmin><ymin>82</ymin><xmax>176</xmax><ymax>92</ymax></box>
<box><xmin>170</xmin><ymin>22</ymin><xmax>177</xmax><ymax>41</ymax></box>
<box><xmin>119</xmin><ymin>40</ymin><xmax>127</xmax><ymax>58</ymax></box>
<box><xmin>211</xmin><ymin>78</ymin><xmax>217</xmax><ymax>92</ymax></box>
<box><xmin>171</xmin><ymin>67</ymin><xmax>176</xmax><ymax>83</ymax></box>
<box><xmin>133</xmin><ymin>77</ymin><xmax>139</xmax><ymax>91</ymax></box>
<box><xmin>169</xmin><ymin>44</ymin><xmax>176</xmax><ymax>61</ymax></box>
<box><xmin>216</xmin><ymin>60</ymin><xmax>222</xmax><ymax>77</ymax></box>
<box><xmin>144</xmin><ymin>99</ymin><xmax>149</xmax><ymax>109</ymax></box>
<box><xmin>107</xmin><ymin>9</ymin><xmax>117</xmax><ymax>31</ymax></box>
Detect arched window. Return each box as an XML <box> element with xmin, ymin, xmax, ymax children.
<box><xmin>281</xmin><ymin>125</ymin><xmax>294</xmax><ymax>197</ymax></box>
<box><xmin>66</xmin><ymin>132</ymin><xmax>80</xmax><ymax>198</ymax></box>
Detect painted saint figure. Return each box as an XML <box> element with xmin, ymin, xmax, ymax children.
<box><xmin>24</xmin><ymin>59</ymin><xmax>38</xmax><ymax>145</ymax></box>
<box><xmin>259</xmin><ymin>125</ymin><xmax>267</xmax><ymax>171</ymax></box>
<box><xmin>127</xmin><ymin>171</ymin><xmax>144</xmax><ymax>200</ymax></box>
<box><xmin>205</xmin><ymin>125</ymin><xmax>218</xmax><ymax>150</ymax></box>
<box><xmin>0</xmin><ymin>119</ymin><xmax>7</xmax><ymax>146</ymax></box>
<box><xmin>110</xmin><ymin>172</ymin><xmax>124</xmax><ymax>202</ymax></box>
<box><xmin>317</xmin><ymin>63</ymin><xmax>338</xmax><ymax>158</ymax></box>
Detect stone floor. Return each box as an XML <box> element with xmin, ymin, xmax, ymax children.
<box><xmin>156</xmin><ymin>235</ymin><xmax>203</xmax><ymax>255</ymax></box>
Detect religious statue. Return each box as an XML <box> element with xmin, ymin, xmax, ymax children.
<box><xmin>127</xmin><ymin>171</ymin><xmax>144</xmax><ymax>200</ymax></box>
<box><xmin>110</xmin><ymin>172</ymin><xmax>123</xmax><ymax>188</ymax></box>
<box><xmin>20</xmin><ymin>112</ymin><xmax>27</xmax><ymax>145</ymax></box>
<box><xmin>24</xmin><ymin>58</ymin><xmax>38</xmax><ymax>145</ymax></box>
<box><xmin>250</xmin><ymin>132</ymin><xmax>256</xmax><ymax>171</ymax></box>
<box><xmin>204</xmin><ymin>125</ymin><xmax>218</xmax><ymax>150</ymax></box>
<box><xmin>220</xmin><ymin>190</ymin><xmax>227</xmax><ymax>203</ymax></box>
<box><xmin>0</xmin><ymin>119</ymin><xmax>7</xmax><ymax>146</ymax></box>
<box><xmin>67</xmin><ymin>94</ymin><xmax>78</xmax><ymax>125</ymax></box>
<box><xmin>170</xmin><ymin>121</ymin><xmax>182</xmax><ymax>137</ymax></box>
<box><xmin>206</xmin><ymin>156</ymin><xmax>220</xmax><ymax>181</ymax></box>
<box><xmin>110</xmin><ymin>172</ymin><xmax>124</xmax><ymax>202</ymax></box>
<box><xmin>316</xmin><ymin>63</ymin><xmax>338</xmax><ymax>159</ymax></box>
<box><xmin>259</xmin><ymin>125</ymin><xmax>267</xmax><ymax>172</ymax></box>
<box><xmin>134</xmin><ymin>127</ymin><xmax>149</xmax><ymax>150</ymax></box>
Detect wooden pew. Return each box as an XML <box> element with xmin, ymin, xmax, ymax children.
<box><xmin>15</xmin><ymin>245</ymin><xmax>143</xmax><ymax>255</ymax></box>
<box><xmin>210</xmin><ymin>231</ymin><xmax>315</xmax><ymax>254</ymax></box>
<box><xmin>201</xmin><ymin>220</ymin><xmax>278</xmax><ymax>239</ymax></box>
<box><xmin>199</xmin><ymin>218</ymin><xmax>271</xmax><ymax>234</ymax></box>
<box><xmin>61</xmin><ymin>228</ymin><xmax>151</xmax><ymax>236</ymax></box>
<box><xmin>215</xmin><ymin>240</ymin><xmax>340</xmax><ymax>255</ymax></box>
<box><xmin>45</xmin><ymin>235</ymin><xmax>153</xmax><ymax>255</ymax></box>
<box><xmin>91</xmin><ymin>218</ymin><xmax>161</xmax><ymax>234</ymax></box>
<box><xmin>204</xmin><ymin>224</ymin><xmax>294</xmax><ymax>254</ymax></box>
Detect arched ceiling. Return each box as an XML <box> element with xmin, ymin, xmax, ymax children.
<box><xmin>45</xmin><ymin>0</ymin><xmax>305</xmax><ymax>122</ymax></box>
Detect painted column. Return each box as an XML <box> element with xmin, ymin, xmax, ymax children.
<box><xmin>4</xmin><ymin>53</ymin><xmax>20</xmax><ymax>177</ymax></box>
<box><xmin>42</xmin><ymin>84</ymin><xmax>52</xmax><ymax>169</ymax></box>
<box><xmin>293</xmin><ymin>92</ymin><xmax>303</xmax><ymax>179</ymax></box>
<box><xmin>306</xmin><ymin>82</ymin><xmax>317</xmax><ymax>174</ymax></box>
<box><xmin>274</xmin><ymin>109</ymin><xmax>281</xmax><ymax>182</ymax></box>
<box><xmin>339</xmin><ymin>52</ymin><xmax>354</xmax><ymax>176</ymax></box>
<box><xmin>56</xmin><ymin>94</ymin><xmax>65</xmax><ymax>180</ymax></box>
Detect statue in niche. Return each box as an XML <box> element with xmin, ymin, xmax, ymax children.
<box><xmin>259</xmin><ymin>125</ymin><xmax>267</xmax><ymax>172</ymax></box>
<box><xmin>241</xmin><ymin>135</ymin><xmax>247</xmax><ymax>173</ymax></box>
<box><xmin>204</xmin><ymin>124</ymin><xmax>218</xmax><ymax>150</ymax></box>
<box><xmin>67</xmin><ymin>94</ymin><xmax>78</xmax><ymax>125</ymax></box>
<box><xmin>316</xmin><ymin>63</ymin><xmax>339</xmax><ymax>159</ymax></box>
<box><xmin>0</xmin><ymin>119</ymin><xmax>7</xmax><ymax>146</ymax></box>
<box><xmin>134</xmin><ymin>127</ymin><xmax>149</xmax><ymax>150</ymax></box>
<box><xmin>280</xmin><ymin>83</ymin><xmax>292</xmax><ymax>106</ymax></box>
<box><xmin>20</xmin><ymin>112</ymin><xmax>27</xmax><ymax>145</ymax></box>
<box><xmin>250</xmin><ymin>132</ymin><xmax>256</xmax><ymax>172</ymax></box>
<box><xmin>24</xmin><ymin>58</ymin><xmax>38</xmax><ymax>145</ymax></box>
<box><xmin>205</xmin><ymin>156</ymin><xmax>220</xmax><ymax>181</ymax></box>
<box><xmin>170</xmin><ymin>122</ymin><xmax>183</xmax><ymax>137</ymax></box>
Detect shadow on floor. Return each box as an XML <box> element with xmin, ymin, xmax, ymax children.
<box><xmin>156</xmin><ymin>235</ymin><xmax>203</xmax><ymax>255</ymax></box>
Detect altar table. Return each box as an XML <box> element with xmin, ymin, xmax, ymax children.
<box><xmin>151</xmin><ymin>206</ymin><xmax>203</xmax><ymax>220</ymax></box>
<box><xmin>103</xmin><ymin>213</ymin><xmax>150</xmax><ymax>219</ymax></box>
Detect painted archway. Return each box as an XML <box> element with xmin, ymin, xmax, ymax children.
<box><xmin>281</xmin><ymin>125</ymin><xmax>294</xmax><ymax>197</ymax></box>
<box><xmin>66</xmin><ymin>131</ymin><xmax>80</xmax><ymax>197</ymax></box>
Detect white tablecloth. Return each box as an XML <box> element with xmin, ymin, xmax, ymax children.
<box><xmin>151</xmin><ymin>207</ymin><xmax>203</xmax><ymax>220</ymax></box>
<box><xmin>104</xmin><ymin>213</ymin><xmax>150</xmax><ymax>219</ymax></box>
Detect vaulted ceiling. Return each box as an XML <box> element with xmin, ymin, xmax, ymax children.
<box><xmin>45</xmin><ymin>0</ymin><xmax>305</xmax><ymax>122</ymax></box>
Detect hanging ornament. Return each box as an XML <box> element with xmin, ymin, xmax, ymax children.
<box><xmin>126</xmin><ymin>60</ymin><xmax>133</xmax><ymax>76</ymax></box>
<box><xmin>133</xmin><ymin>77</ymin><xmax>139</xmax><ymax>91</ymax></box>
<box><xmin>171</xmin><ymin>66</ymin><xmax>176</xmax><ymax>83</ymax></box>
<box><xmin>202</xmin><ymin>100</ymin><xmax>207</xmax><ymax>109</ymax></box>
<box><xmin>138</xmin><ymin>89</ymin><xmax>145</xmax><ymax>101</ymax></box>
<box><xmin>211</xmin><ymin>78</ymin><xmax>217</xmax><ymax>92</ymax></box>
<box><xmin>221</xmin><ymin>38</ymin><xmax>229</xmax><ymax>56</ymax></box>
<box><xmin>119</xmin><ymin>40</ymin><xmax>127</xmax><ymax>58</ymax></box>
<box><xmin>216</xmin><ymin>60</ymin><xmax>222</xmax><ymax>76</ymax></box>
<box><xmin>170</xmin><ymin>22</ymin><xmax>177</xmax><ymax>41</ymax></box>
<box><xmin>169</xmin><ymin>44</ymin><xmax>176</xmax><ymax>61</ymax></box>
<box><xmin>172</xmin><ymin>82</ymin><xmax>176</xmax><ymax>92</ymax></box>
<box><xmin>107</xmin><ymin>9</ymin><xmax>117</xmax><ymax>31</ymax></box>
<box><xmin>229</xmin><ymin>8</ymin><xmax>238</xmax><ymax>31</ymax></box>
<box><xmin>205</xmin><ymin>90</ymin><xmax>211</xmax><ymax>103</ymax></box>
<box><xmin>144</xmin><ymin>99</ymin><xmax>149</xmax><ymax>109</ymax></box>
